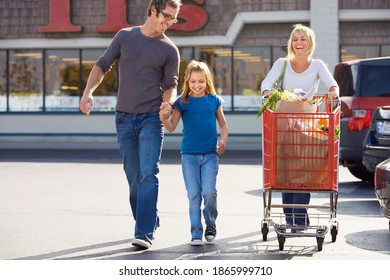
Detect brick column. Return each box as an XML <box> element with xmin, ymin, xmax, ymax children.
<box><xmin>310</xmin><ymin>0</ymin><xmax>339</xmax><ymax>89</ymax></box>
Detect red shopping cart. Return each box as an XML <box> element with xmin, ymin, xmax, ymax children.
<box><xmin>261</xmin><ymin>97</ymin><xmax>340</xmax><ymax>251</ymax></box>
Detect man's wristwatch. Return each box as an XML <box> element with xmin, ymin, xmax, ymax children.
<box><xmin>169</xmin><ymin>102</ymin><xmax>175</xmax><ymax>109</ymax></box>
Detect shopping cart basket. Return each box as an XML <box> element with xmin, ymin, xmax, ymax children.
<box><xmin>261</xmin><ymin>97</ymin><xmax>340</xmax><ymax>251</ymax></box>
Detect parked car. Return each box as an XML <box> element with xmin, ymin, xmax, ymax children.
<box><xmin>333</xmin><ymin>56</ymin><xmax>390</xmax><ymax>182</ymax></box>
<box><xmin>363</xmin><ymin>106</ymin><xmax>390</xmax><ymax>230</ymax></box>
<box><xmin>362</xmin><ymin>106</ymin><xmax>390</xmax><ymax>173</ymax></box>
<box><xmin>374</xmin><ymin>158</ymin><xmax>390</xmax><ymax>230</ymax></box>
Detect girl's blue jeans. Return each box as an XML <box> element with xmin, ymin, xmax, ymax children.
<box><xmin>181</xmin><ymin>153</ymin><xmax>219</xmax><ymax>240</ymax></box>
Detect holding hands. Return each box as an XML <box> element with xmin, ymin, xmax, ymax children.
<box><xmin>159</xmin><ymin>102</ymin><xmax>172</xmax><ymax>121</ymax></box>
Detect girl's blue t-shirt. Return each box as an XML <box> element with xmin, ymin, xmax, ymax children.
<box><xmin>175</xmin><ymin>94</ymin><xmax>222</xmax><ymax>154</ymax></box>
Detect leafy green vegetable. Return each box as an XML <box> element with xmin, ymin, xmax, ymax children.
<box><xmin>257</xmin><ymin>90</ymin><xmax>282</xmax><ymax>117</ymax></box>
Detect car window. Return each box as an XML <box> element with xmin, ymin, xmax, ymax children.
<box><xmin>334</xmin><ymin>64</ymin><xmax>356</xmax><ymax>97</ymax></box>
<box><xmin>359</xmin><ymin>65</ymin><xmax>390</xmax><ymax>97</ymax></box>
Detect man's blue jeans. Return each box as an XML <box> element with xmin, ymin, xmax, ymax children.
<box><xmin>181</xmin><ymin>153</ymin><xmax>219</xmax><ymax>240</ymax></box>
<box><xmin>282</xmin><ymin>192</ymin><xmax>310</xmax><ymax>227</ymax></box>
<box><xmin>115</xmin><ymin>111</ymin><xmax>163</xmax><ymax>242</ymax></box>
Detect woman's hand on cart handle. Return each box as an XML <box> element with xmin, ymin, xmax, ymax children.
<box><xmin>327</xmin><ymin>92</ymin><xmax>339</xmax><ymax>99</ymax></box>
<box><xmin>262</xmin><ymin>90</ymin><xmax>271</xmax><ymax>97</ymax></box>
<box><xmin>327</xmin><ymin>86</ymin><xmax>339</xmax><ymax>99</ymax></box>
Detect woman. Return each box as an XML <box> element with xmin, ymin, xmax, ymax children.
<box><xmin>261</xmin><ymin>24</ymin><xmax>339</xmax><ymax>232</ymax></box>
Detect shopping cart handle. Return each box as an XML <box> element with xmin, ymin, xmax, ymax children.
<box><xmin>261</xmin><ymin>94</ymin><xmax>340</xmax><ymax>107</ymax></box>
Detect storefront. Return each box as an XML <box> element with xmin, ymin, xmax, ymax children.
<box><xmin>1</xmin><ymin>0</ymin><xmax>389</xmax><ymax>149</ymax></box>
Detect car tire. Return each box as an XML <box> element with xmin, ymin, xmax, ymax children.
<box><xmin>348</xmin><ymin>164</ymin><xmax>374</xmax><ymax>182</ymax></box>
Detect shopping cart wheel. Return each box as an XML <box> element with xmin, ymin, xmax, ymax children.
<box><xmin>316</xmin><ymin>237</ymin><xmax>324</xmax><ymax>251</ymax></box>
<box><xmin>261</xmin><ymin>221</ymin><xmax>269</xmax><ymax>241</ymax></box>
<box><xmin>277</xmin><ymin>234</ymin><xmax>285</xmax><ymax>250</ymax></box>
<box><xmin>330</xmin><ymin>222</ymin><xmax>338</xmax><ymax>242</ymax></box>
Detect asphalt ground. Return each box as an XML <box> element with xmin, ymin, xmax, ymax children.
<box><xmin>1</xmin><ymin>148</ymin><xmax>389</xmax><ymax>279</ymax></box>
<box><xmin>1</xmin><ymin>148</ymin><xmax>266</xmax><ymax>261</ymax></box>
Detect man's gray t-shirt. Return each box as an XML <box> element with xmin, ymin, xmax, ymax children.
<box><xmin>96</xmin><ymin>26</ymin><xmax>179</xmax><ymax>113</ymax></box>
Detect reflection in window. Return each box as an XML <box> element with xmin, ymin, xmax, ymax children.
<box><xmin>233</xmin><ymin>47</ymin><xmax>271</xmax><ymax>110</ymax></box>
<box><xmin>194</xmin><ymin>47</ymin><xmax>232</xmax><ymax>109</ymax></box>
<box><xmin>333</xmin><ymin>63</ymin><xmax>356</xmax><ymax>97</ymax></box>
<box><xmin>82</xmin><ymin>49</ymin><xmax>118</xmax><ymax>111</ymax></box>
<box><xmin>9</xmin><ymin>50</ymin><xmax>43</xmax><ymax>111</ymax></box>
<box><xmin>46</xmin><ymin>49</ymin><xmax>80</xmax><ymax>111</ymax></box>
<box><xmin>0</xmin><ymin>51</ymin><xmax>6</xmax><ymax>111</ymax></box>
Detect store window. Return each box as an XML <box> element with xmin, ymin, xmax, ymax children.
<box><xmin>82</xmin><ymin>49</ymin><xmax>118</xmax><ymax>111</ymax></box>
<box><xmin>178</xmin><ymin>47</ymin><xmax>194</xmax><ymax>91</ymax></box>
<box><xmin>340</xmin><ymin>45</ymin><xmax>380</xmax><ymax>62</ymax></box>
<box><xmin>382</xmin><ymin>45</ymin><xmax>390</xmax><ymax>57</ymax></box>
<box><xmin>2</xmin><ymin>44</ymin><xmax>387</xmax><ymax>113</ymax></box>
<box><xmin>162</xmin><ymin>46</ymin><xmax>287</xmax><ymax>112</ymax></box>
<box><xmin>232</xmin><ymin>46</ymin><xmax>271</xmax><ymax>110</ymax></box>
<box><xmin>9</xmin><ymin>50</ymin><xmax>43</xmax><ymax>112</ymax></box>
<box><xmin>272</xmin><ymin>46</ymin><xmax>288</xmax><ymax>64</ymax></box>
<box><xmin>194</xmin><ymin>47</ymin><xmax>233</xmax><ymax>109</ymax></box>
<box><xmin>45</xmin><ymin>49</ymin><xmax>80</xmax><ymax>111</ymax></box>
<box><xmin>0</xmin><ymin>51</ymin><xmax>6</xmax><ymax>111</ymax></box>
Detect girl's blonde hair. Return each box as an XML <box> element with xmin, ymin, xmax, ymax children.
<box><xmin>181</xmin><ymin>60</ymin><xmax>217</xmax><ymax>103</ymax></box>
<box><xmin>287</xmin><ymin>24</ymin><xmax>316</xmax><ymax>58</ymax></box>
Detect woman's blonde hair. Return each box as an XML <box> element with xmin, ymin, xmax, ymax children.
<box><xmin>287</xmin><ymin>24</ymin><xmax>316</xmax><ymax>58</ymax></box>
<box><xmin>181</xmin><ymin>60</ymin><xmax>217</xmax><ymax>103</ymax></box>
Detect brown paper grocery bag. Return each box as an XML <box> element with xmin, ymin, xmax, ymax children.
<box><xmin>274</xmin><ymin>100</ymin><xmax>328</xmax><ymax>189</ymax></box>
<box><xmin>275</xmin><ymin>99</ymin><xmax>317</xmax><ymax>113</ymax></box>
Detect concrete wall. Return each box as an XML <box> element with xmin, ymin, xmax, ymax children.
<box><xmin>0</xmin><ymin>113</ymin><xmax>263</xmax><ymax>150</ymax></box>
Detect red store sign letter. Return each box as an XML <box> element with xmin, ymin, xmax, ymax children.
<box><xmin>171</xmin><ymin>0</ymin><xmax>208</xmax><ymax>31</ymax></box>
<box><xmin>39</xmin><ymin>0</ymin><xmax>207</xmax><ymax>33</ymax></box>
<box><xmin>96</xmin><ymin>0</ymin><xmax>132</xmax><ymax>32</ymax></box>
<box><xmin>39</xmin><ymin>0</ymin><xmax>81</xmax><ymax>32</ymax></box>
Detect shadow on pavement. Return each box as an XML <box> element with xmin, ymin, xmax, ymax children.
<box><xmin>13</xmin><ymin>231</ymin><xmax>320</xmax><ymax>260</ymax></box>
<box><xmin>345</xmin><ymin>229</ymin><xmax>390</xmax><ymax>254</ymax></box>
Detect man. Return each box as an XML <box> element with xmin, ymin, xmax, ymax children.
<box><xmin>80</xmin><ymin>0</ymin><xmax>182</xmax><ymax>250</ymax></box>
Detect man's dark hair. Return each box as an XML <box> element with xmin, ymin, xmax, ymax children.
<box><xmin>147</xmin><ymin>0</ymin><xmax>182</xmax><ymax>17</ymax></box>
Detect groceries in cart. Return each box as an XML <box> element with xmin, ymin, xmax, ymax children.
<box><xmin>258</xmin><ymin>87</ymin><xmax>321</xmax><ymax>116</ymax></box>
<box><xmin>260</xmin><ymin>87</ymin><xmax>339</xmax><ymax>189</ymax></box>
<box><xmin>260</xmin><ymin>90</ymin><xmax>340</xmax><ymax>251</ymax></box>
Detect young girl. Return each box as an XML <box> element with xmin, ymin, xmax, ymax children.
<box><xmin>159</xmin><ymin>60</ymin><xmax>228</xmax><ymax>246</ymax></box>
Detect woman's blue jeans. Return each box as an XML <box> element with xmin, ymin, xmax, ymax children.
<box><xmin>115</xmin><ymin>111</ymin><xmax>163</xmax><ymax>242</ymax></box>
<box><xmin>282</xmin><ymin>192</ymin><xmax>311</xmax><ymax>227</ymax></box>
<box><xmin>181</xmin><ymin>153</ymin><xmax>219</xmax><ymax>240</ymax></box>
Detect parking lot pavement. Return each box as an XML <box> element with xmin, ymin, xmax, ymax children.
<box><xmin>0</xmin><ymin>149</ymin><xmax>389</xmax><ymax>261</ymax></box>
